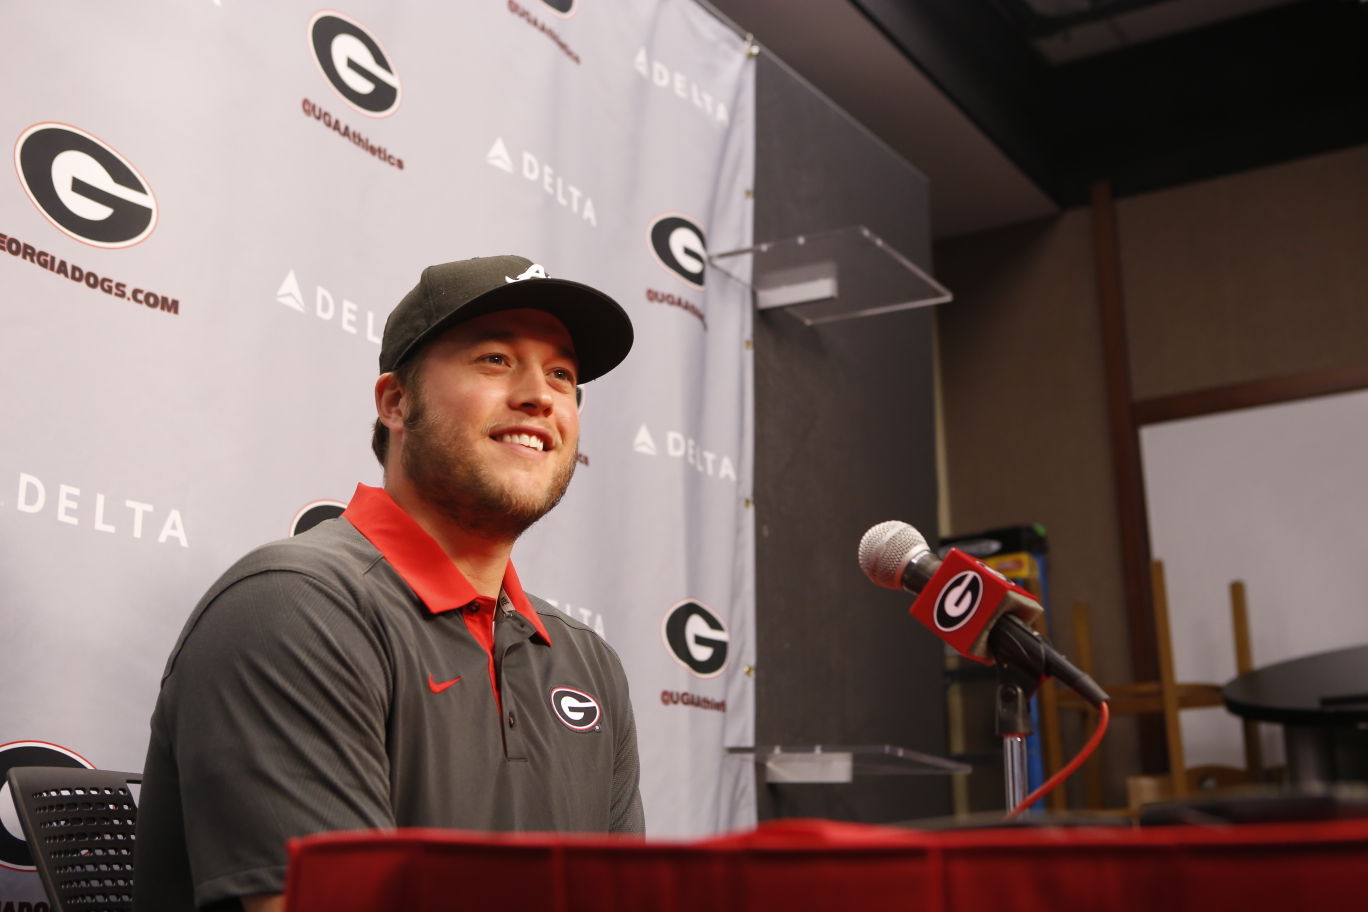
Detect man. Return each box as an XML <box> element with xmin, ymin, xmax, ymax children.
<box><xmin>135</xmin><ymin>255</ymin><xmax>643</xmax><ymax>912</ymax></box>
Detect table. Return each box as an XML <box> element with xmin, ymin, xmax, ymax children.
<box><xmin>283</xmin><ymin>818</ymin><xmax>1368</xmax><ymax>911</ymax></box>
<box><xmin>1223</xmin><ymin>643</ymin><xmax>1368</xmax><ymax>786</ymax></box>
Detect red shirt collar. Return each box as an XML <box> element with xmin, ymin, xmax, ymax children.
<box><xmin>341</xmin><ymin>483</ymin><xmax>551</xmax><ymax>643</ymax></box>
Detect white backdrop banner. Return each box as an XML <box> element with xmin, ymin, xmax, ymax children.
<box><xmin>0</xmin><ymin>0</ymin><xmax>755</xmax><ymax>902</ymax></box>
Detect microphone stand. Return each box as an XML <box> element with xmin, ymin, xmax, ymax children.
<box><xmin>988</xmin><ymin>615</ymin><xmax>1058</xmax><ymax>815</ymax></box>
<box><xmin>987</xmin><ymin>614</ymin><xmax>1109</xmax><ymax>814</ymax></box>
<box><xmin>995</xmin><ymin>658</ymin><xmax>1041</xmax><ymax>813</ymax></box>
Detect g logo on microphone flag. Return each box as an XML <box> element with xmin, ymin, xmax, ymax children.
<box><xmin>16</xmin><ymin>124</ymin><xmax>157</xmax><ymax>248</ymax></box>
<box><xmin>309</xmin><ymin>12</ymin><xmax>401</xmax><ymax>116</ymax></box>
<box><xmin>934</xmin><ymin>570</ymin><xmax>983</xmax><ymax>632</ymax></box>
<box><xmin>549</xmin><ymin>686</ymin><xmax>601</xmax><ymax>731</ymax></box>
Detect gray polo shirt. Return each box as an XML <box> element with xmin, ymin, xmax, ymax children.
<box><xmin>134</xmin><ymin>484</ymin><xmax>643</xmax><ymax>911</ymax></box>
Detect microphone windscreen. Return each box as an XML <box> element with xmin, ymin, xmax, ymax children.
<box><xmin>858</xmin><ymin>521</ymin><xmax>930</xmax><ymax>589</ymax></box>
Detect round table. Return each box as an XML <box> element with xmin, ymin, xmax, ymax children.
<box><xmin>1223</xmin><ymin>644</ymin><xmax>1368</xmax><ymax>786</ymax></box>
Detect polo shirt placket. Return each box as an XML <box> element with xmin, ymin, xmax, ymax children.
<box><xmin>494</xmin><ymin>597</ymin><xmax>532</xmax><ymax>762</ymax></box>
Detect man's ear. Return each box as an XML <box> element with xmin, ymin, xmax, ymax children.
<box><xmin>375</xmin><ymin>372</ymin><xmax>406</xmax><ymax>432</ymax></box>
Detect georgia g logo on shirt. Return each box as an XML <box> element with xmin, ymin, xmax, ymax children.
<box><xmin>549</xmin><ymin>686</ymin><xmax>601</xmax><ymax>732</ymax></box>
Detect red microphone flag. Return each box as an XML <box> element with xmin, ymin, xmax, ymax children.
<box><xmin>908</xmin><ymin>548</ymin><xmax>1043</xmax><ymax>664</ymax></box>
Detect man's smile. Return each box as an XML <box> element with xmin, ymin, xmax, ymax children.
<box><xmin>491</xmin><ymin>428</ymin><xmax>553</xmax><ymax>453</ymax></box>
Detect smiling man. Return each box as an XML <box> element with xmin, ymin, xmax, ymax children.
<box><xmin>134</xmin><ymin>256</ymin><xmax>642</xmax><ymax>912</ymax></box>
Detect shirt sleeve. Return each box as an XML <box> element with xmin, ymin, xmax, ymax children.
<box><xmin>608</xmin><ymin>658</ymin><xmax>646</xmax><ymax>834</ymax></box>
<box><xmin>162</xmin><ymin>568</ymin><xmax>395</xmax><ymax>906</ymax></box>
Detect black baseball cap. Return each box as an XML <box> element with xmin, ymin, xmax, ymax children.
<box><xmin>379</xmin><ymin>255</ymin><xmax>634</xmax><ymax>382</ymax></box>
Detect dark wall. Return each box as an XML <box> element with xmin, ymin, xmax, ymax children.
<box><xmin>751</xmin><ymin>53</ymin><xmax>950</xmax><ymax>823</ymax></box>
<box><xmin>1118</xmin><ymin>146</ymin><xmax>1368</xmax><ymax>400</ymax></box>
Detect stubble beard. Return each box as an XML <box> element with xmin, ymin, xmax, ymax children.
<box><xmin>401</xmin><ymin>390</ymin><xmax>577</xmax><ymax>542</ymax></box>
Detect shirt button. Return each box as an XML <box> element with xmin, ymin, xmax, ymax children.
<box><xmin>507</xmin><ymin>712</ymin><xmax>516</xmax><ymax>728</ymax></box>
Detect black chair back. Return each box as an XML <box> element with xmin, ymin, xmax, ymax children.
<box><xmin>5</xmin><ymin>766</ymin><xmax>140</xmax><ymax>912</ymax></box>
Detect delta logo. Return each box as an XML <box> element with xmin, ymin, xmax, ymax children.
<box><xmin>633</xmin><ymin>48</ymin><xmax>730</xmax><ymax>126</ymax></box>
<box><xmin>485</xmin><ymin>137</ymin><xmax>597</xmax><ymax>226</ymax></box>
<box><xmin>633</xmin><ymin>424</ymin><xmax>737</xmax><ymax>483</ymax></box>
<box><xmin>13</xmin><ymin>472</ymin><xmax>188</xmax><ymax>548</ymax></box>
<box><xmin>274</xmin><ymin>268</ymin><xmax>386</xmax><ymax>344</ymax></box>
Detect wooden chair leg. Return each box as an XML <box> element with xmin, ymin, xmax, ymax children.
<box><xmin>1151</xmin><ymin>560</ymin><xmax>1187</xmax><ymax>798</ymax></box>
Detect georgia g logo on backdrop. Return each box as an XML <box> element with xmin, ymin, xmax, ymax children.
<box><xmin>290</xmin><ymin>499</ymin><xmax>346</xmax><ymax>536</ymax></box>
<box><xmin>309</xmin><ymin>11</ymin><xmax>401</xmax><ymax>116</ymax></box>
<box><xmin>648</xmin><ymin>214</ymin><xmax>706</xmax><ymax>289</ymax></box>
<box><xmin>15</xmin><ymin>124</ymin><xmax>157</xmax><ymax>248</ymax></box>
<box><xmin>662</xmin><ymin>599</ymin><xmax>729</xmax><ymax>678</ymax></box>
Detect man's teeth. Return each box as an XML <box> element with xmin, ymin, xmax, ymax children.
<box><xmin>496</xmin><ymin>433</ymin><xmax>545</xmax><ymax>451</ymax></box>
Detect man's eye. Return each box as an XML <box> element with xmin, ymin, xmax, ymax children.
<box><xmin>550</xmin><ymin>368</ymin><xmax>577</xmax><ymax>385</ymax></box>
<box><xmin>481</xmin><ymin>354</ymin><xmax>509</xmax><ymax>365</ymax></box>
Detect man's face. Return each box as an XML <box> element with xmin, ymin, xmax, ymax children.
<box><xmin>399</xmin><ymin>307</ymin><xmax>581</xmax><ymax>540</ymax></box>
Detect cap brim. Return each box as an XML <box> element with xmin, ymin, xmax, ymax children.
<box><xmin>394</xmin><ymin>278</ymin><xmax>633</xmax><ymax>383</ymax></box>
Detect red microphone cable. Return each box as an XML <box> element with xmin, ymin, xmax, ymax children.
<box><xmin>1005</xmin><ymin>700</ymin><xmax>1111</xmax><ymax>821</ymax></box>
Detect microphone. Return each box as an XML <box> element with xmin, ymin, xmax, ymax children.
<box><xmin>858</xmin><ymin>521</ymin><xmax>1108</xmax><ymax>707</ymax></box>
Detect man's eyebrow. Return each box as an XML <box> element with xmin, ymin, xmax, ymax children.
<box><xmin>467</xmin><ymin>329</ymin><xmax>577</xmax><ymax>365</ymax></box>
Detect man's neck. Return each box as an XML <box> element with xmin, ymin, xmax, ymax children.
<box><xmin>383</xmin><ymin>478</ymin><xmax>514</xmax><ymax>599</ymax></box>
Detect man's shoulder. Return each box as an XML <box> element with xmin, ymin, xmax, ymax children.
<box><xmin>160</xmin><ymin>519</ymin><xmax>383</xmax><ymax>680</ymax></box>
<box><xmin>525</xmin><ymin>593</ymin><xmax>626</xmax><ymax>661</ymax></box>
<box><xmin>216</xmin><ymin>517</ymin><xmax>378</xmax><ymax>589</ymax></box>
<box><xmin>526</xmin><ymin>592</ymin><xmax>597</xmax><ymax>636</ymax></box>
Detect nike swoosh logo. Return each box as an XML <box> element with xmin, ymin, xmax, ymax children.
<box><xmin>427</xmin><ymin>674</ymin><xmax>463</xmax><ymax>694</ymax></box>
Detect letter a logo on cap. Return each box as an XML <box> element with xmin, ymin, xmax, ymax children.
<box><xmin>506</xmin><ymin>264</ymin><xmax>548</xmax><ymax>283</ymax></box>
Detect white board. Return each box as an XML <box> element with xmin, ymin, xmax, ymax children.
<box><xmin>1140</xmin><ymin>388</ymin><xmax>1368</xmax><ymax>769</ymax></box>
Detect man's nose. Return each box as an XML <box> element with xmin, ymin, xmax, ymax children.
<box><xmin>510</xmin><ymin>370</ymin><xmax>554</xmax><ymax>415</ymax></box>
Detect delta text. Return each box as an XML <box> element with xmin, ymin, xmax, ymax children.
<box><xmin>15</xmin><ymin>473</ymin><xmax>189</xmax><ymax>548</ymax></box>
<box><xmin>275</xmin><ymin>269</ymin><xmax>384</xmax><ymax>344</ymax></box>
<box><xmin>633</xmin><ymin>48</ymin><xmax>729</xmax><ymax>125</ymax></box>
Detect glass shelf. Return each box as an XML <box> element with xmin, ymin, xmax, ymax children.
<box><xmin>708</xmin><ymin>225</ymin><xmax>952</xmax><ymax>326</ymax></box>
<box><xmin>727</xmin><ymin>744</ymin><xmax>971</xmax><ymax>784</ymax></box>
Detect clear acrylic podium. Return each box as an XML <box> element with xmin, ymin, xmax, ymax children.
<box><xmin>727</xmin><ymin>744</ymin><xmax>969</xmax><ymax>784</ymax></box>
<box><xmin>708</xmin><ymin>225</ymin><xmax>952</xmax><ymax>326</ymax></box>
